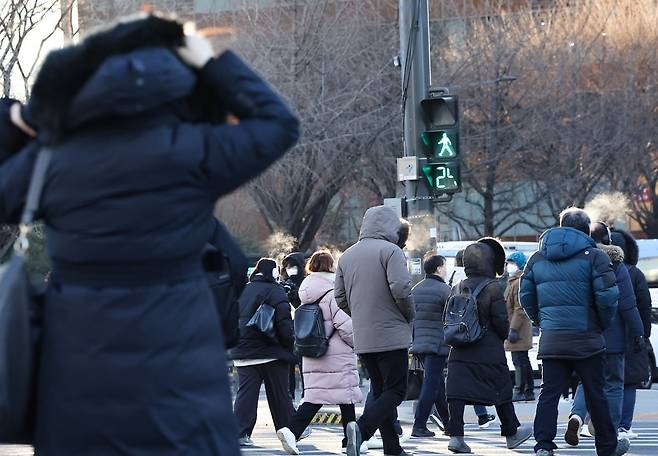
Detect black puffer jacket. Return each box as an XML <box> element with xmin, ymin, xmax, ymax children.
<box><xmin>446</xmin><ymin>242</ymin><xmax>513</xmax><ymax>405</ymax></box>
<box><xmin>410</xmin><ymin>274</ymin><xmax>451</xmax><ymax>356</ymax></box>
<box><xmin>230</xmin><ymin>276</ymin><xmax>296</xmax><ymax>363</ymax></box>
<box><xmin>612</xmin><ymin>229</ymin><xmax>653</xmax><ymax>384</ymax></box>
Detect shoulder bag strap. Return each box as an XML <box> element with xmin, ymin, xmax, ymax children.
<box><xmin>16</xmin><ymin>148</ymin><xmax>52</xmax><ymax>252</ymax></box>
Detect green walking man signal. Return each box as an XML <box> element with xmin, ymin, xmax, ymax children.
<box><xmin>419</xmin><ymin>93</ymin><xmax>461</xmax><ymax>195</ymax></box>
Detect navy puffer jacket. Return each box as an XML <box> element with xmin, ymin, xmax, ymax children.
<box><xmin>0</xmin><ymin>26</ymin><xmax>299</xmax><ymax>455</ymax></box>
<box><xmin>520</xmin><ymin>227</ymin><xmax>619</xmax><ymax>359</ymax></box>
<box><xmin>410</xmin><ymin>274</ymin><xmax>451</xmax><ymax>356</ymax></box>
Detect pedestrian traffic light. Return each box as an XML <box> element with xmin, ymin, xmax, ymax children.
<box><xmin>419</xmin><ymin>94</ymin><xmax>461</xmax><ymax>195</ymax></box>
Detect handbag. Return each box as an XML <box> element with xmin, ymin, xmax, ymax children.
<box><xmin>246</xmin><ymin>290</ymin><xmax>276</xmax><ymax>341</ymax></box>
<box><xmin>0</xmin><ymin>148</ymin><xmax>52</xmax><ymax>443</ymax></box>
<box><xmin>405</xmin><ymin>355</ymin><xmax>424</xmax><ymax>401</ymax></box>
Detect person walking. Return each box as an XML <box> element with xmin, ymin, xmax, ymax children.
<box><xmin>410</xmin><ymin>253</ymin><xmax>452</xmax><ymax>437</ymax></box>
<box><xmin>503</xmin><ymin>252</ymin><xmax>535</xmax><ymax>402</ymax></box>
<box><xmin>335</xmin><ymin>205</ymin><xmax>414</xmax><ymax>456</ymax></box>
<box><xmin>276</xmin><ymin>251</ymin><xmax>363</xmax><ymax>455</ymax></box>
<box><xmin>0</xmin><ymin>14</ymin><xmax>299</xmax><ymax>455</ymax></box>
<box><xmin>410</xmin><ymin>252</ymin><xmax>452</xmax><ymax>437</ymax></box>
<box><xmin>565</xmin><ymin>222</ymin><xmax>644</xmax><ymax>446</ymax></box>
<box><xmin>611</xmin><ymin>228</ymin><xmax>653</xmax><ymax>439</ymax></box>
<box><xmin>231</xmin><ymin>258</ymin><xmax>297</xmax><ymax>447</ymax></box>
<box><xmin>281</xmin><ymin>252</ymin><xmax>308</xmax><ymax>400</ymax></box>
<box><xmin>520</xmin><ymin>208</ymin><xmax>628</xmax><ymax>456</ymax></box>
<box><xmin>445</xmin><ymin>239</ymin><xmax>533</xmax><ymax>454</ymax></box>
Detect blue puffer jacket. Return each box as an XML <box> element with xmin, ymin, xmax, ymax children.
<box><xmin>520</xmin><ymin>227</ymin><xmax>619</xmax><ymax>359</ymax></box>
<box><xmin>599</xmin><ymin>244</ymin><xmax>644</xmax><ymax>354</ymax></box>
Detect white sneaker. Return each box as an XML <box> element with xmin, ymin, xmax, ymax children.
<box><xmin>398</xmin><ymin>431</ymin><xmax>411</xmax><ymax>444</ymax></box>
<box><xmin>618</xmin><ymin>428</ymin><xmax>638</xmax><ymax>440</ymax></box>
<box><xmin>277</xmin><ymin>428</ymin><xmax>300</xmax><ymax>455</ymax></box>
<box><xmin>366</xmin><ymin>435</ymin><xmax>383</xmax><ymax>449</ymax></box>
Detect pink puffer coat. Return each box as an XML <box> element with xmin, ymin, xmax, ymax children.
<box><xmin>298</xmin><ymin>272</ymin><xmax>363</xmax><ymax>405</ymax></box>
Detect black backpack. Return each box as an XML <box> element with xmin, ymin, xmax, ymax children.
<box><xmin>294</xmin><ymin>289</ymin><xmax>333</xmax><ymax>358</ymax></box>
<box><xmin>443</xmin><ymin>279</ymin><xmax>496</xmax><ymax>347</ymax></box>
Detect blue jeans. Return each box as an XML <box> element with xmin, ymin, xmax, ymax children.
<box><xmin>413</xmin><ymin>354</ymin><xmax>449</xmax><ymax>429</ymax></box>
<box><xmin>620</xmin><ymin>385</ymin><xmax>637</xmax><ymax>430</ymax></box>
<box><xmin>571</xmin><ymin>353</ymin><xmax>625</xmax><ymax>430</ymax></box>
<box><xmin>473</xmin><ymin>405</ymin><xmax>488</xmax><ymax>416</ymax></box>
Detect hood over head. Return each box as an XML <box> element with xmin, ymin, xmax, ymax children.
<box><xmin>611</xmin><ymin>229</ymin><xmax>638</xmax><ymax>266</ymax></box>
<box><xmin>598</xmin><ymin>243</ymin><xmax>625</xmax><ymax>264</ymax></box>
<box><xmin>359</xmin><ymin>205</ymin><xmax>401</xmax><ymax>244</ymax></box>
<box><xmin>539</xmin><ymin>227</ymin><xmax>596</xmax><ymax>261</ymax></box>
<box><xmin>477</xmin><ymin>237</ymin><xmax>506</xmax><ymax>275</ymax></box>
<box><xmin>463</xmin><ymin>242</ymin><xmax>497</xmax><ymax>278</ymax></box>
<box><xmin>24</xmin><ymin>14</ymin><xmax>189</xmax><ymax>143</ymax></box>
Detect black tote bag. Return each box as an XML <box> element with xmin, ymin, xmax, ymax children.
<box><xmin>405</xmin><ymin>355</ymin><xmax>424</xmax><ymax>401</ymax></box>
<box><xmin>0</xmin><ymin>149</ymin><xmax>51</xmax><ymax>443</ymax></box>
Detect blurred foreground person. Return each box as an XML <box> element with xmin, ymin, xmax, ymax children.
<box><xmin>1</xmin><ymin>14</ymin><xmax>298</xmax><ymax>455</ymax></box>
<box><xmin>231</xmin><ymin>258</ymin><xmax>296</xmax><ymax>447</ymax></box>
<box><xmin>277</xmin><ymin>251</ymin><xmax>363</xmax><ymax>455</ymax></box>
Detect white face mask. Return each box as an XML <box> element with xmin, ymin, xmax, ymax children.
<box><xmin>286</xmin><ymin>266</ymin><xmax>299</xmax><ymax>277</ymax></box>
<box><xmin>506</xmin><ymin>264</ymin><xmax>519</xmax><ymax>275</ymax></box>
<box><xmin>272</xmin><ymin>268</ymin><xmax>280</xmax><ymax>280</ymax></box>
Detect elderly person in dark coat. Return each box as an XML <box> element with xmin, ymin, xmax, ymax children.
<box><xmin>0</xmin><ymin>15</ymin><xmax>299</xmax><ymax>455</ymax></box>
<box><xmin>445</xmin><ymin>239</ymin><xmax>532</xmax><ymax>454</ymax></box>
<box><xmin>410</xmin><ymin>253</ymin><xmax>452</xmax><ymax>437</ymax></box>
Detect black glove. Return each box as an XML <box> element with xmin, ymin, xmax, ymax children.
<box><xmin>633</xmin><ymin>335</ymin><xmax>646</xmax><ymax>353</ymax></box>
<box><xmin>507</xmin><ymin>329</ymin><xmax>520</xmax><ymax>344</ymax></box>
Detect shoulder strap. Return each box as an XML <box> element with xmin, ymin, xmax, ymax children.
<box><xmin>471</xmin><ymin>279</ymin><xmax>497</xmax><ymax>299</ymax></box>
<box><xmin>20</xmin><ymin>148</ymin><xmax>52</xmax><ymax>226</ymax></box>
<box><xmin>315</xmin><ymin>289</ymin><xmax>334</xmax><ymax>304</ymax></box>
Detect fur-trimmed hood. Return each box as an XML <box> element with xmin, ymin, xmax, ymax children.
<box><xmin>611</xmin><ymin>229</ymin><xmax>639</xmax><ymax>266</ymax></box>
<box><xmin>597</xmin><ymin>243</ymin><xmax>625</xmax><ymax>264</ymax></box>
<box><xmin>24</xmin><ymin>14</ymin><xmax>193</xmax><ymax>143</ymax></box>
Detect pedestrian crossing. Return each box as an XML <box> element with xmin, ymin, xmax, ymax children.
<box><xmin>244</xmin><ymin>423</ymin><xmax>658</xmax><ymax>455</ymax></box>
<box><xmin>3</xmin><ymin>424</ymin><xmax>658</xmax><ymax>455</ymax></box>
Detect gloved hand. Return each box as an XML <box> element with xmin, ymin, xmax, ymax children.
<box><xmin>177</xmin><ymin>34</ymin><xmax>215</xmax><ymax>69</ymax></box>
<box><xmin>633</xmin><ymin>335</ymin><xmax>646</xmax><ymax>353</ymax></box>
<box><xmin>507</xmin><ymin>329</ymin><xmax>520</xmax><ymax>344</ymax></box>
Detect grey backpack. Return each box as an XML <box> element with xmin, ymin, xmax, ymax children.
<box><xmin>443</xmin><ymin>279</ymin><xmax>496</xmax><ymax>347</ymax></box>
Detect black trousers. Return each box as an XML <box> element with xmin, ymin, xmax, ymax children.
<box><xmin>358</xmin><ymin>349</ymin><xmax>408</xmax><ymax>455</ymax></box>
<box><xmin>233</xmin><ymin>360</ymin><xmax>295</xmax><ymax>438</ymax></box>
<box><xmin>534</xmin><ymin>355</ymin><xmax>616</xmax><ymax>455</ymax></box>
<box><xmin>512</xmin><ymin>351</ymin><xmax>534</xmax><ymax>394</ymax></box>
<box><xmin>448</xmin><ymin>400</ymin><xmax>520</xmax><ymax>437</ymax></box>
<box><xmin>289</xmin><ymin>402</ymin><xmax>356</xmax><ymax>447</ymax></box>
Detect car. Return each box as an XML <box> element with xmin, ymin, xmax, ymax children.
<box><xmin>435</xmin><ymin>240</ymin><xmax>541</xmax><ymax>379</ymax></box>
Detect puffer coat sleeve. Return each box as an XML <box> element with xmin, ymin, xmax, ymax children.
<box><xmin>271</xmin><ymin>286</ymin><xmax>295</xmax><ymax>349</ymax></box>
<box><xmin>591</xmin><ymin>249</ymin><xmax>620</xmax><ymax>330</ymax></box>
<box><xmin>330</xmin><ymin>297</ymin><xmax>354</xmax><ymax>348</ymax></box>
<box><xmin>190</xmin><ymin>51</ymin><xmax>299</xmax><ymax>199</ymax></box>
<box><xmin>519</xmin><ymin>253</ymin><xmax>540</xmax><ymax>325</ymax></box>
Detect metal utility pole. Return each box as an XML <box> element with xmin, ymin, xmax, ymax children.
<box><xmin>398</xmin><ymin>0</ymin><xmax>432</xmax><ymax>220</ymax></box>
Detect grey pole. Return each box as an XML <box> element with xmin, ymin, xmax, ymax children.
<box><xmin>398</xmin><ymin>0</ymin><xmax>431</xmax><ymax>219</ymax></box>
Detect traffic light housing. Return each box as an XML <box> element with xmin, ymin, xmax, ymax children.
<box><xmin>419</xmin><ymin>94</ymin><xmax>461</xmax><ymax>195</ymax></box>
